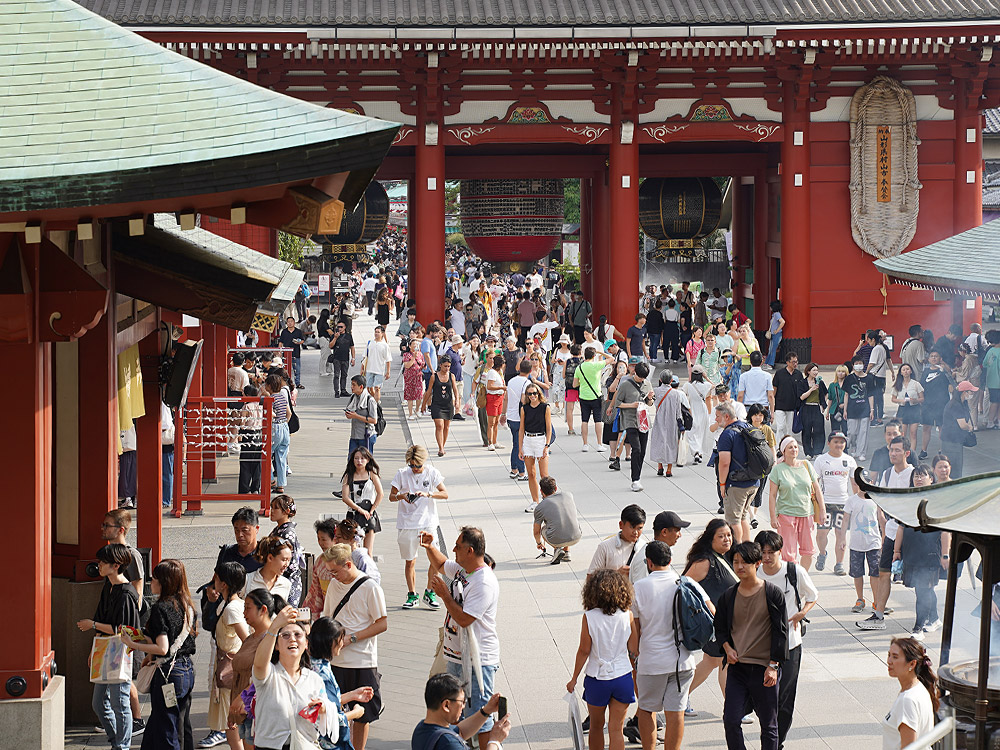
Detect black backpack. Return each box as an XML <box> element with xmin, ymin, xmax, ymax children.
<box><xmin>374</xmin><ymin>402</ymin><xmax>387</xmax><ymax>436</ymax></box>
<box><xmin>785</xmin><ymin>562</ymin><xmax>809</xmax><ymax>636</ymax></box>
<box><xmin>726</xmin><ymin>423</ymin><xmax>775</xmax><ymax>482</ymax></box>
<box><xmin>564</xmin><ymin>357</ymin><xmax>581</xmax><ymax>391</ymax></box>
<box><xmin>679</xmin><ymin>403</ymin><xmax>694</xmax><ymax>431</ymax></box>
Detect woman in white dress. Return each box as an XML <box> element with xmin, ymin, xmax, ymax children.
<box><xmin>682</xmin><ymin>365</ymin><xmax>714</xmax><ymax>463</ymax></box>
<box><xmin>550</xmin><ymin>334</ymin><xmax>572</xmax><ymax>415</ymax></box>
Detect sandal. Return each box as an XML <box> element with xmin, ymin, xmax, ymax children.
<box><xmin>664</xmin><ymin>471</ymin><xmax>673</xmax><ymax>477</ymax></box>
<box><xmin>437</xmin><ymin>450</ymin><xmax>445</xmax><ymax>456</ymax></box>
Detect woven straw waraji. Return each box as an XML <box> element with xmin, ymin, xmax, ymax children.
<box><xmin>849</xmin><ymin>76</ymin><xmax>922</xmax><ymax>258</ymax></box>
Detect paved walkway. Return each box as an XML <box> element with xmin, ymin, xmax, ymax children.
<box><xmin>67</xmin><ymin>309</ymin><xmax>998</xmax><ymax>749</ymax></box>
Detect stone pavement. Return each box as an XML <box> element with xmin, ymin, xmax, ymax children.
<box><xmin>67</xmin><ymin>309</ymin><xmax>998</xmax><ymax>749</ymax></box>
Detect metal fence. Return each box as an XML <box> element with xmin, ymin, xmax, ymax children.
<box><xmin>902</xmin><ymin>715</ymin><xmax>956</xmax><ymax>750</ymax></box>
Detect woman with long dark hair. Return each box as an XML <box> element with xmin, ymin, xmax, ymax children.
<box><xmin>201</xmin><ymin>562</ymin><xmax>249</xmax><ymax>750</ymax></box>
<box><xmin>420</xmin><ymin>358</ymin><xmax>461</xmax><ymax>456</ymax></box>
<box><xmin>340</xmin><ymin>446</ymin><xmax>384</xmax><ymax>556</ymax></box>
<box><xmin>519</xmin><ymin>382</ymin><xmax>553</xmax><ymax>513</ymax></box>
<box><xmin>263</xmin><ymin>373</ymin><xmax>290</xmax><ymax>493</ymax></box>
<box><xmin>891</xmin><ymin>363</ymin><xmax>924</xmax><ymax>449</ymax></box>
<box><xmin>374</xmin><ymin>286</ymin><xmax>393</xmax><ymax>327</ymax></box>
<box><xmin>120</xmin><ymin>559</ymin><xmax>198</xmax><ymax>750</ymax></box>
<box><xmin>883</xmin><ymin>637</ymin><xmax>937</xmax><ymax>748</ymax></box>
<box><xmin>269</xmin><ymin>494</ymin><xmax>304</xmax><ymax>606</ymax></box>
<box><xmin>243</xmin><ymin>536</ymin><xmax>293</xmax><ymax>601</ymax></box>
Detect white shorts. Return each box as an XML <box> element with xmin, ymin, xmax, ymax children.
<box><xmin>522</xmin><ymin>434</ymin><xmax>547</xmax><ymax>458</ymax></box>
<box><xmin>636</xmin><ymin>669</ymin><xmax>695</xmax><ymax>713</ymax></box>
<box><xmin>397</xmin><ymin>528</ymin><xmax>436</xmax><ymax>561</ymax></box>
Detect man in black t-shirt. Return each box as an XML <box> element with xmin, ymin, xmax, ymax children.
<box><xmin>278</xmin><ymin>316</ymin><xmax>306</xmax><ymax>389</ymax></box>
<box><xmin>627</xmin><ymin>314</ymin><xmax>649</xmax><ymax>361</ymax></box>
<box><xmin>919</xmin><ymin>350</ymin><xmax>956</xmax><ymax>459</ymax></box>
<box><xmin>329</xmin><ymin>322</ymin><xmax>356</xmax><ymax>397</ymax></box>
<box><xmin>844</xmin><ymin>357</ymin><xmax>875</xmax><ymax>461</ymax></box>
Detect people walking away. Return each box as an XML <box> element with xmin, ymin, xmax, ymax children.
<box><xmin>896</xmin><ymin>465</ymin><xmax>947</xmax><ymax>639</ymax></box>
<box><xmin>713</xmin><ymin>541</ymin><xmax>788</xmax><ymax>750</ymax></box>
<box><xmin>420</xmin><ymin>527</ymin><xmax>501</xmax><ymax>750</ymax></box>
<box><xmin>683</xmin><ymin>366</ymin><xmax>714</xmax><ymax>463</ymax></box>
<box><xmin>756</xmin><ymin>531</ymin><xmax>818</xmax><ymax>749</ymax></box>
<box><xmin>883</xmin><ymin>637</ymin><xmax>938</xmax><ymax>749</ymax></box>
<box><xmin>262</xmin><ymin>374</ymin><xmax>290</xmax><ymax>494</ymax></box>
<box><xmin>320</xmin><ymin>544</ymin><xmax>389</xmax><ymax>750</ymax></box>
<box><xmin>844</xmin><ymin>357</ymin><xmax>875</xmax><ymax>461</ymax></box>
<box><xmin>566</xmin><ymin>569</ymin><xmax>636</xmax><ymax>750</ymax></box>
<box><xmin>649</xmin><ymin>371</ymin><xmax>686</xmax><ymax>478</ymax></box>
<box><xmin>629</xmin><ymin>541</ymin><xmax>711</xmax><ymax>750</ymax></box>
<box><xmin>411</xmin><ymin>673</ymin><xmax>510</xmax><ymax>750</ymax></box>
<box><xmin>519</xmin><ymin>382</ymin><xmax>553</xmax><ymax>512</ymax></box>
<box><xmin>389</xmin><ymin>444</ymin><xmax>448</xmax><ymax>610</ymax></box>
<box><xmin>646</xmin><ymin>301</ymin><xmax>665</xmax><ymax>362</ymax></box>
<box><xmin>810</xmin><ymin>431</ymin><xmax>857</xmax><ymax>575</ymax></box>
<box><xmin>771</xmin><ymin>354</ymin><xmax>804</xmax><ymax>442</ymax></box>
<box><xmin>533</xmin><ymin>476</ymin><xmax>583</xmax><ymax>564</ymax></box>
<box><xmin>611</xmin><ymin>361</ymin><xmax>654</xmax><ymax>491</ymax></box>
<box><xmin>278</xmin><ymin>316</ymin><xmax>305</xmax><ymax>389</ymax></box>
<box><xmin>768</xmin><ymin>437</ymin><xmax>825</xmax><ymax>570</ymax></box>
<box><xmin>764</xmin><ymin>301</ymin><xmax>785</xmax><ymax>369</ymax></box>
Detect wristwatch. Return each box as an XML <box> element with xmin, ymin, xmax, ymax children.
<box><xmin>349</xmin><ymin>634</ymin><xmax>358</xmax><ymax>644</ymax></box>
<box><xmin>768</xmin><ymin>661</ymin><xmax>779</xmax><ymax>669</ymax></box>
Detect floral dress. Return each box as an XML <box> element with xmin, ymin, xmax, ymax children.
<box><xmin>272</xmin><ymin>520</ymin><xmax>304</xmax><ymax>606</ymax></box>
<box><xmin>402</xmin><ymin>351</ymin><xmax>425</xmax><ymax>401</ymax></box>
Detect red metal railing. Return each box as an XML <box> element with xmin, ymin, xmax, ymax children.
<box><xmin>169</xmin><ymin>395</ymin><xmax>274</xmax><ymax>516</ymax></box>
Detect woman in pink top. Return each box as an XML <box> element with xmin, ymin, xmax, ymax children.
<box><xmin>685</xmin><ymin>325</ymin><xmax>706</xmax><ymax>379</ymax></box>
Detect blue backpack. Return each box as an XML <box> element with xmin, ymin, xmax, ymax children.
<box><xmin>673</xmin><ymin>575</ymin><xmax>715</xmax><ymax>652</ymax></box>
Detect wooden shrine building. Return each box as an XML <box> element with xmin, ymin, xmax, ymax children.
<box><xmin>0</xmin><ymin>0</ymin><xmax>397</xmax><ymax>743</ymax></box>
<box><xmin>79</xmin><ymin>0</ymin><xmax>1000</xmax><ymax>361</ymax></box>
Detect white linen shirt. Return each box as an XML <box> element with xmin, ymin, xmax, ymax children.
<box><xmin>252</xmin><ymin>662</ymin><xmax>336</xmax><ymax>750</ymax></box>
<box><xmin>632</xmin><ymin>570</ymin><xmax>707</xmax><ymax>674</ymax></box>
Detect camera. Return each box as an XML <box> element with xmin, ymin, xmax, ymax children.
<box><xmin>407</xmin><ymin>493</ymin><xmax>420</xmax><ymax>502</ymax></box>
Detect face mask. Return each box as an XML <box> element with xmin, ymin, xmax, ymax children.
<box><xmin>854</xmin><ymin>364</ymin><xmax>864</xmax><ymax>372</ymax></box>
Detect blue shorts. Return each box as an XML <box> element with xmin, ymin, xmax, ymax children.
<box><xmin>583</xmin><ymin>673</ymin><xmax>635</xmax><ymax>708</ymax></box>
<box><xmin>365</xmin><ymin>372</ymin><xmax>385</xmax><ymax>387</ymax></box>
<box><xmin>445</xmin><ymin>661</ymin><xmax>498</xmax><ymax>733</ymax></box>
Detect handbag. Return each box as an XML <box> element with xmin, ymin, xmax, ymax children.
<box><xmin>791</xmin><ymin>408</ymin><xmax>803</xmax><ymax>435</ymax></box>
<box><xmin>285</xmin><ymin>680</ymin><xmax>324</xmax><ymax>750</ymax></box>
<box><xmin>963</xmin><ymin>430</ymin><xmax>978</xmax><ymax>447</ymax></box>
<box><xmin>637</xmin><ymin>403</ymin><xmax>652</xmax><ymax>433</ymax></box>
<box><xmin>214</xmin><ymin>646</ymin><xmax>234</xmax><ymax>689</ymax></box>
<box><xmin>676</xmin><ymin>433</ymin><xmax>692</xmax><ymax>466</ymax></box>
<box><xmin>89</xmin><ymin>634</ymin><xmax>131</xmax><ymax>684</ymax></box>
<box><xmin>285</xmin><ymin>388</ymin><xmax>300</xmax><ymax>434</ymax></box>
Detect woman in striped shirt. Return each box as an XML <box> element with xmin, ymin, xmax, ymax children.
<box><xmin>265</xmin><ymin>374</ymin><xmax>291</xmax><ymax>493</ymax></box>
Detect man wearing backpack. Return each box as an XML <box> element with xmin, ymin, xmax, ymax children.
<box><xmin>714</xmin><ymin>402</ymin><xmax>765</xmax><ymax>544</ymax></box>
<box><xmin>629</xmin><ymin>541</ymin><xmax>713</xmax><ymax>750</ymax></box>
<box><xmin>756</xmin><ymin>531</ymin><xmax>819</xmax><ymax>750</ymax></box>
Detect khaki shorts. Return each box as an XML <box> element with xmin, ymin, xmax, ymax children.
<box><xmin>397</xmin><ymin>528</ymin><xmax>436</xmax><ymax>561</ymax></box>
<box><xmin>636</xmin><ymin>669</ymin><xmax>695</xmax><ymax>713</ymax></box>
<box><xmin>723</xmin><ymin>485</ymin><xmax>758</xmax><ymax>526</ymax></box>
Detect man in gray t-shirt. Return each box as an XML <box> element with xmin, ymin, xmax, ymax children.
<box><xmin>346</xmin><ymin>375</ymin><xmax>378</xmax><ymax>453</ymax></box>
<box><xmin>532</xmin><ymin>478</ymin><xmax>582</xmax><ymax>565</ymax></box>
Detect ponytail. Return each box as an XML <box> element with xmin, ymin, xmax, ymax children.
<box><xmin>893</xmin><ymin>636</ymin><xmax>940</xmax><ymax>713</ymax></box>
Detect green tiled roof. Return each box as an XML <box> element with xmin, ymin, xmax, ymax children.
<box><xmin>0</xmin><ymin>0</ymin><xmax>399</xmax><ymax>213</ymax></box>
<box><xmin>874</xmin><ymin>220</ymin><xmax>1000</xmax><ymax>300</ymax></box>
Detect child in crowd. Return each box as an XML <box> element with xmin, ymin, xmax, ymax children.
<box><xmin>843</xmin><ymin>491</ymin><xmax>885</xmax><ymax>613</ymax></box>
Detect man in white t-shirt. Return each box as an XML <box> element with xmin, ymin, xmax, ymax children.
<box><xmin>503</xmin><ymin>360</ymin><xmax>532</xmax><ymax>479</ymax></box>
<box><xmin>810</xmin><ymin>431</ymin><xmax>859</xmax><ymax>576</ymax></box>
<box><xmin>449</xmin><ymin>299</ymin><xmax>467</xmax><ymax>338</ymax></box>
<box><xmin>858</xmin><ymin>435</ymin><xmax>912</xmax><ymax>631</ymax></box>
<box><xmin>389</xmin><ymin>445</ymin><xmax>449</xmax><ymax>610</ymax></box>
<box><xmin>322</xmin><ymin>543</ymin><xmax>388</xmax><ymax>749</ymax></box>
<box><xmin>630</xmin><ymin>541</ymin><xmax>710</xmax><ymax>750</ymax></box>
<box><xmin>361</xmin><ymin>274</ymin><xmax>377</xmax><ymax>315</ymax></box>
<box><xmin>588</xmin><ymin>504</ymin><xmax>647</xmax><ymax>585</ymax></box>
<box><xmin>528</xmin><ymin>310</ymin><xmax>560</xmax><ymax>354</ymax></box>
<box><xmin>362</xmin><ymin>326</ymin><xmax>392</xmax><ymax>402</ymax></box>
<box><xmin>420</xmin><ymin>526</ymin><xmax>501</xmax><ymax>750</ymax></box>
<box><xmin>528</xmin><ymin>269</ymin><xmax>545</xmax><ymax>294</ymax></box>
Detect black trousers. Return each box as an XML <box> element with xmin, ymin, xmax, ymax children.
<box><xmin>332</xmin><ymin>359</ymin><xmax>350</xmax><ymax>394</ymax></box>
<box><xmin>238</xmin><ymin>432</ymin><xmax>262</xmax><ymax>495</ymax></box>
<box><xmin>724</xmin><ymin>662</ymin><xmax>779</xmax><ymax>750</ymax></box>
<box><xmin>625</xmin><ymin>428</ymin><xmax>648</xmax><ymax>481</ymax></box>
<box><xmin>573</xmin><ymin>325</ymin><xmax>586</xmax><ymax>345</ymax></box>
<box><xmin>366</xmin><ymin>290</ymin><xmax>375</xmax><ymax>314</ymax></box>
<box><xmin>799</xmin><ymin>404</ymin><xmax>826</xmax><ymax>457</ymax></box>
<box><xmin>872</xmin><ymin>375</ymin><xmax>886</xmax><ymax>420</ymax></box>
<box><xmin>777</xmin><ymin>646</ymin><xmax>802</xmax><ymax>749</ymax></box>
<box><xmin>663</xmin><ymin>321</ymin><xmax>680</xmax><ymax>360</ymax></box>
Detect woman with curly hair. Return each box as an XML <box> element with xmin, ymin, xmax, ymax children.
<box><xmin>884</xmin><ymin>637</ymin><xmax>938</xmax><ymax>748</ymax></box>
<box><xmin>566</xmin><ymin>569</ymin><xmax>635</xmax><ymax>750</ymax></box>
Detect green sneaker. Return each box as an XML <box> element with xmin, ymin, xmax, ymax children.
<box><xmin>423</xmin><ymin>590</ymin><xmax>441</xmax><ymax>609</ymax></box>
<box><xmin>402</xmin><ymin>593</ymin><xmax>419</xmax><ymax>609</ymax></box>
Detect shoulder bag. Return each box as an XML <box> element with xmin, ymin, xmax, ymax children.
<box><xmin>134</xmin><ymin>606</ymin><xmax>193</xmax><ymax>694</ymax></box>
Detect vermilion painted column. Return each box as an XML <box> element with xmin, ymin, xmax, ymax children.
<box><xmin>201</xmin><ymin>323</ymin><xmax>217</xmax><ymax>482</ymax></box>
<box><xmin>0</xmin><ymin>337</ymin><xmax>54</xmax><ymax>699</ymax></box>
<box><xmin>753</xmin><ymin>172</ymin><xmax>770</xmax><ymax>326</ymax></box>
<box><xmin>136</xmin><ymin>329</ymin><xmax>163</xmax><ymax>564</ymax></box>
<box><xmin>413</xmin><ymin>124</ymin><xmax>446</xmax><ymax>325</ymax></box>
<box><xmin>608</xmin><ymin>116</ymin><xmax>640</xmax><ymax>333</ymax></box>
<box><xmin>954</xmin><ymin>92</ymin><xmax>984</xmax><ymax>329</ymax></box>
<box><xmin>780</xmin><ymin>84</ymin><xmax>811</xmax><ymax>340</ymax></box>
<box><xmin>183</xmin><ymin>324</ymin><xmax>203</xmax><ymax>514</ymax></box>
<box><xmin>591</xmin><ymin>170</ymin><xmax>611</xmax><ymax>320</ymax></box>
<box><xmin>407</xmin><ymin>177</ymin><xmax>418</xmax><ymax>306</ymax></box>
<box><xmin>579</xmin><ymin>178</ymin><xmax>593</xmax><ymax>302</ymax></box>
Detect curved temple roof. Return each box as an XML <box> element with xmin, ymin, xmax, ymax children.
<box><xmin>74</xmin><ymin>0</ymin><xmax>1000</xmax><ymax>27</ymax></box>
<box><xmin>0</xmin><ymin>0</ymin><xmax>400</xmax><ymax>214</ymax></box>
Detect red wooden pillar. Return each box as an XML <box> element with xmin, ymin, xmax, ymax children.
<box><xmin>413</xmin><ymin>123</ymin><xmax>446</xmax><ymax>325</ymax></box>
<box><xmin>954</xmin><ymin>93</ymin><xmax>984</xmax><ymax>329</ymax></box>
<box><xmin>136</xmin><ymin>328</ymin><xmax>162</xmax><ymax>564</ymax></box>
<box><xmin>579</xmin><ymin>178</ymin><xmax>594</xmax><ymax>302</ymax></box>
<box><xmin>752</xmin><ymin>172</ymin><xmax>770</xmax><ymax>325</ymax></box>
<box><xmin>0</xmin><ymin>337</ymin><xmax>55</xmax><ymax>699</ymax></box>
<box><xmin>201</xmin><ymin>322</ymin><xmax>218</xmax><ymax>482</ymax></box>
<box><xmin>78</xmin><ymin>311</ymin><xmax>117</xmax><ymax>559</ymax></box>
<box><xmin>407</xmin><ymin>178</ymin><xmax>418</xmax><ymax>306</ymax></box>
<box><xmin>183</xmin><ymin>324</ymin><xmax>204</xmax><ymax>514</ymax></box>
<box><xmin>780</xmin><ymin>83</ymin><xmax>812</xmax><ymax>341</ymax></box>
<box><xmin>608</xmin><ymin>115</ymin><xmax>640</xmax><ymax>333</ymax></box>
<box><xmin>591</xmin><ymin>169</ymin><xmax>611</xmax><ymax>320</ymax></box>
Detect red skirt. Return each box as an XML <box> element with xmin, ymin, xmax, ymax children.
<box><xmin>486</xmin><ymin>393</ymin><xmax>504</xmax><ymax>417</ymax></box>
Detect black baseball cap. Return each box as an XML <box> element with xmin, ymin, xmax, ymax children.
<box><xmin>653</xmin><ymin>510</ymin><xmax>691</xmax><ymax>532</ymax></box>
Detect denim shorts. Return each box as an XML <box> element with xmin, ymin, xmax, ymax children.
<box><xmin>445</xmin><ymin>661</ymin><xmax>498</xmax><ymax>732</ymax></box>
<box><xmin>365</xmin><ymin>372</ymin><xmax>385</xmax><ymax>387</ymax></box>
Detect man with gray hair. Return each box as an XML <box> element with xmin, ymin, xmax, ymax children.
<box><xmin>713</xmin><ymin>402</ymin><xmax>760</xmax><ymax>543</ymax></box>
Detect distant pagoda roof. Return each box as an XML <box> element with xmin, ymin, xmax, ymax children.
<box><xmin>74</xmin><ymin>0</ymin><xmax>1000</xmax><ymax>28</ymax></box>
<box><xmin>0</xmin><ymin>0</ymin><xmax>400</xmax><ymax>218</ymax></box>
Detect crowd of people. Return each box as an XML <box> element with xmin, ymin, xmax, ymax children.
<box><xmin>95</xmin><ymin>255</ymin><xmax>995</xmax><ymax>750</ymax></box>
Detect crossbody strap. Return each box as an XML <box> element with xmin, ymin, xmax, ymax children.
<box><xmin>332</xmin><ymin>576</ymin><xmax>370</xmax><ymax>620</ymax></box>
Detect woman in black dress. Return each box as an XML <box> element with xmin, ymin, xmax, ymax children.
<box><xmin>420</xmin><ymin>358</ymin><xmax>461</xmax><ymax>456</ymax></box>
<box><xmin>375</xmin><ymin>287</ymin><xmax>393</xmax><ymax>327</ymax></box>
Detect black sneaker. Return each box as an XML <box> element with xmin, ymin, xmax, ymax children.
<box><xmin>132</xmin><ymin>718</ymin><xmax>146</xmax><ymax>736</ymax></box>
<box><xmin>918</xmin><ymin>450</ymin><xmax>928</xmax><ymax>460</ymax></box>
<box><xmin>623</xmin><ymin>723</ymin><xmax>641</xmax><ymax>744</ymax></box>
<box><xmin>717</xmin><ymin>504</ymin><xmax>725</xmax><ymax>515</ymax></box>
<box><xmin>609</xmin><ymin>458</ymin><xmax>621</xmax><ymax>471</ymax></box>
<box><xmin>451</xmin><ymin>413</ymin><xmax>466</xmax><ymax>421</ymax></box>
<box><xmin>583</xmin><ymin>716</ymin><xmax>590</xmax><ymax>732</ymax></box>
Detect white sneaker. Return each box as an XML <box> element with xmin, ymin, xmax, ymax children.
<box><xmin>595</xmin><ymin>444</ymin><xmax>607</xmax><ymax>453</ymax></box>
<box><xmin>631</xmin><ymin>481</ymin><xmax>643</xmax><ymax>492</ymax></box>
<box><xmin>487</xmin><ymin>444</ymin><xmax>496</xmax><ymax>451</ymax></box>
<box><xmin>493</xmin><ymin>443</ymin><xmax>505</xmax><ymax>450</ymax></box>
<box><xmin>525</xmin><ymin>502</ymin><xmax>538</xmax><ymax>513</ymax></box>
<box><xmin>581</xmin><ymin>444</ymin><xmax>590</xmax><ymax>452</ymax></box>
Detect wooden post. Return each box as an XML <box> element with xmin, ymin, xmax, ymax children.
<box><xmin>136</xmin><ymin>327</ymin><xmax>163</xmax><ymax>564</ymax></box>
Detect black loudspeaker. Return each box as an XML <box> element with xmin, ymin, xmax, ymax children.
<box><xmin>163</xmin><ymin>339</ymin><xmax>203</xmax><ymax>408</ymax></box>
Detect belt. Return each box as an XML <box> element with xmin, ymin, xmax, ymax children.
<box><xmin>525</xmin><ymin>432</ymin><xmax>545</xmax><ymax>437</ymax></box>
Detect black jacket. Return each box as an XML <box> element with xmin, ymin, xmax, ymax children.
<box><xmin>713</xmin><ymin>580</ymin><xmax>789</xmax><ymax>665</ymax></box>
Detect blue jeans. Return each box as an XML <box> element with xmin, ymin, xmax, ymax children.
<box><xmin>508</xmin><ymin>420</ymin><xmax>525</xmax><ymax>474</ymax></box>
<box><xmin>446</xmin><ymin>660</ymin><xmax>498</xmax><ymax>733</ymax></box>
<box><xmin>765</xmin><ymin>331</ymin><xmax>783</xmax><ymax>368</ymax></box>
<box><xmin>143</xmin><ymin>656</ymin><xmax>195</xmax><ymax>750</ymax></box>
<box><xmin>162</xmin><ymin>447</ymin><xmax>174</xmax><ymax>506</ymax></box>
<box><xmin>349</xmin><ymin>435</ymin><xmax>376</xmax><ymax>456</ymax></box>
<box><xmin>291</xmin><ymin>356</ymin><xmax>302</xmax><ymax>386</ymax></box>
<box><xmin>648</xmin><ymin>332</ymin><xmax>661</xmax><ymax>360</ymax></box>
<box><xmin>271</xmin><ymin>421</ymin><xmax>290</xmax><ymax>487</ymax></box>
<box><xmin>93</xmin><ymin>680</ymin><xmax>132</xmax><ymax>750</ymax></box>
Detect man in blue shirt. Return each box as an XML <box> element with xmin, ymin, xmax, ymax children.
<box><xmin>715</xmin><ymin>402</ymin><xmax>761</xmax><ymax>544</ymax></box>
<box><xmin>411</xmin><ymin>673</ymin><xmax>510</xmax><ymax>750</ymax></box>
<box><xmin>627</xmin><ymin>313</ymin><xmax>649</xmax><ymax>361</ymax></box>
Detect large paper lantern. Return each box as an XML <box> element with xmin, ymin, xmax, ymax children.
<box><xmin>639</xmin><ymin>177</ymin><xmax>722</xmax><ymax>260</ymax></box>
<box><xmin>460</xmin><ymin>179</ymin><xmax>564</xmax><ymax>271</ymax></box>
<box><xmin>313</xmin><ymin>181</ymin><xmax>389</xmax><ymax>247</ymax></box>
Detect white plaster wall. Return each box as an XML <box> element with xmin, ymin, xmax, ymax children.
<box><xmin>359</xmin><ymin>101</ymin><xmax>413</xmax><ymax>125</ymax></box>
<box><xmin>811</xmin><ymin>94</ymin><xmax>955</xmax><ymax>123</ymax></box>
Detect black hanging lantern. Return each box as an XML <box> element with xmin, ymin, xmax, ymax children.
<box><xmin>639</xmin><ymin>177</ymin><xmax>722</xmax><ymax>260</ymax></box>
<box><xmin>313</xmin><ymin>181</ymin><xmax>390</xmax><ymax>247</ymax></box>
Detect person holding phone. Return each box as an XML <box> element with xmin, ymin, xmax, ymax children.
<box><xmin>411</xmin><ymin>673</ymin><xmax>510</xmax><ymax>750</ymax></box>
